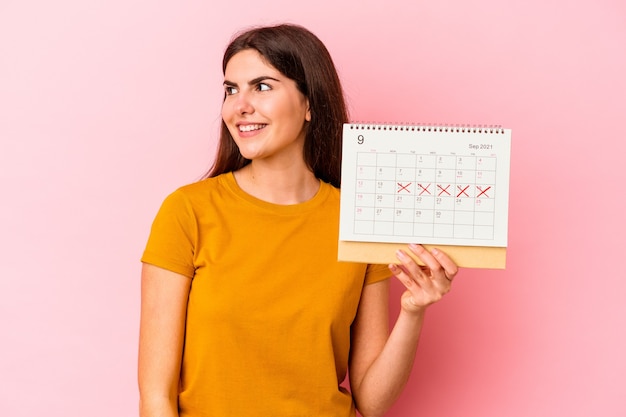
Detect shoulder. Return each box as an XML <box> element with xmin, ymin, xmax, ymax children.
<box><xmin>174</xmin><ymin>175</ymin><xmax>224</xmax><ymax>197</ymax></box>
<box><xmin>320</xmin><ymin>180</ymin><xmax>341</xmax><ymax>203</ymax></box>
<box><xmin>164</xmin><ymin>174</ymin><xmax>229</xmax><ymax>206</ymax></box>
<box><xmin>150</xmin><ymin>175</ymin><xmax>229</xmax><ymax>224</ymax></box>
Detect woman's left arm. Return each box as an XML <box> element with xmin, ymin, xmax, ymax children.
<box><xmin>349</xmin><ymin>244</ymin><xmax>458</xmax><ymax>417</ymax></box>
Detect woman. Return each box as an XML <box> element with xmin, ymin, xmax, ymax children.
<box><xmin>138</xmin><ymin>24</ymin><xmax>457</xmax><ymax>417</ymax></box>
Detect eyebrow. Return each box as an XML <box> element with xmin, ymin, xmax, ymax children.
<box><xmin>223</xmin><ymin>76</ymin><xmax>281</xmax><ymax>87</ymax></box>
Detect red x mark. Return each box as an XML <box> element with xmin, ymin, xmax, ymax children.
<box><xmin>457</xmin><ymin>185</ymin><xmax>470</xmax><ymax>197</ymax></box>
<box><xmin>397</xmin><ymin>182</ymin><xmax>411</xmax><ymax>193</ymax></box>
<box><xmin>477</xmin><ymin>186</ymin><xmax>492</xmax><ymax>198</ymax></box>
<box><xmin>437</xmin><ymin>184</ymin><xmax>450</xmax><ymax>196</ymax></box>
<box><xmin>417</xmin><ymin>183</ymin><xmax>431</xmax><ymax>195</ymax></box>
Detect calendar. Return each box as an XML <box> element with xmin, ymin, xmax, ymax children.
<box><xmin>339</xmin><ymin>123</ymin><xmax>511</xmax><ymax>253</ymax></box>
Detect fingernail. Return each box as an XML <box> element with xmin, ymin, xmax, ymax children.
<box><xmin>396</xmin><ymin>250</ymin><xmax>407</xmax><ymax>260</ymax></box>
<box><xmin>432</xmin><ymin>248</ymin><xmax>439</xmax><ymax>255</ymax></box>
<box><xmin>409</xmin><ymin>244</ymin><xmax>423</xmax><ymax>253</ymax></box>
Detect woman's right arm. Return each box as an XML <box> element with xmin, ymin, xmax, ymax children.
<box><xmin>138</xmin><ymin>263</ymin><xmax>192</xmax><ymax>417</ymax></box>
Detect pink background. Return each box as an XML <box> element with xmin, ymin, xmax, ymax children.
<box><xmin>1</xmin><ymin>0</ymin><xmax>625</xmax><ymax>416</ymax></box>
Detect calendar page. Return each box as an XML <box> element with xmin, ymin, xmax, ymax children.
<box><xmin>339</xmin><ymin>123</ymin><xmax>511</xmax><ymax>248</ymax></box>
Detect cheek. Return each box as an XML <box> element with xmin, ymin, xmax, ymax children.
<box><xmin>221</xmin><ymin>101</ymin><xmax>231</xmax><ymax>121</ymax></box>
<box><xmin>220</xmin><ymin>104</ymin><xmax>239</xmax><ymax>138</ymax></box>
<box><xmin>221</xmin><ymin>96</ymin><xmax>242</xmax><ymax>123</ymax></box>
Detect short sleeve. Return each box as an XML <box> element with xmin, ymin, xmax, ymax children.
<box><xmin>364</xmin><ymin>263</ymin><xmax>391</xmax><ymax>285</ymax></box>
<box><xmin>141</xmin><ymin>190</ymin><xmax>197</xmax><ymax>278</ymax></box>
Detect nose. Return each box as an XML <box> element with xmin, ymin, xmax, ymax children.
<box><xmin>233</xmin><ymin>91</ymin><xmax>254</xmax><ymax>115</ymax></box>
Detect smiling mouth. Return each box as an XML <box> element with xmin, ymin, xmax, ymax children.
<box><xmin>239</xmin><ymin>124</ymin><xmax>267</xmax><ymax>132</ymax></box>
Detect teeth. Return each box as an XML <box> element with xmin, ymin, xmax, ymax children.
<box><xmin>239</xmin><ymin>124</ymin><xmax>266</xmax><ymax>132</ymax></box>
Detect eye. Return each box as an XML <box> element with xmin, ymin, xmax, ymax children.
<box><xmin>257</xmin><ymin>82</ymin><xmax>271</xmax><ymax>92</ymax></box>
<box><xmin>224</xmin><ymin>85</ymin><xmax>238</xmax><ymax>95</ymax></box>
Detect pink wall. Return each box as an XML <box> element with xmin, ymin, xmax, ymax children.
<box><xmin>1</xmin><ymin>1</ymin><xmax>624</xmax><ymax>416</ymax></box>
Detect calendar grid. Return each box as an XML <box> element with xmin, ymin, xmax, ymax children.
<box><xmin>352</xmin><ymin>152</ymin><xmax>497</xmax><ymax>241</ymax></box>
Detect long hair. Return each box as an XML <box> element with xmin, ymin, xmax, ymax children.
<box><xmin>206</xmin><ymin>24</ymin><xmax>348</xmax><ymax>188</ymax></box>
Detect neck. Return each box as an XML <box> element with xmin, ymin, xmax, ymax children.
<box><xmin>233</xmin><ymin>161</ymin><xmax>320</xmax><ymax>205</ymax></box>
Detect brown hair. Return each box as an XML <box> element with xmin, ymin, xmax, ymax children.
<box><xmin>206</xmin><ymin>24</ymin><xmax>348</xmax><ymax>188</ymax></box>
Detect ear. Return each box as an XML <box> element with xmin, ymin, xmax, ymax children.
<box><xmin>305</xmin><ymin>100</ymin><xmax>311</xmax><ymax>122</ymax></box>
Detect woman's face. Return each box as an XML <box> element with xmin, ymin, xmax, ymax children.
<box><xmin>221</xmin><ymin>49</ymin><xmax>310</xmax><ymax>164</ymax></box>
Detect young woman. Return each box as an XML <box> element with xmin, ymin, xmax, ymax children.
<box><xmin>138</xmin><ymin>24</ymin><xmax>458</xmax><ymax>417</ymax></box>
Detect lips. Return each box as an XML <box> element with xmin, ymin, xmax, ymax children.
<box><xmin>238</xmin><ymin>124</ymin><xmax>267</xmax><ymax>132</ymax></box>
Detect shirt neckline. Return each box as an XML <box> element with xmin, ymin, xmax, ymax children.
<box><xmin>221</xmin><ymin>171</ymin><xmax>332</xmax><ymax>215</ymax></box>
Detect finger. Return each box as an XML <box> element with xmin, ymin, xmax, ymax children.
<box><xmin>407</xmin><ymin>244</ymin><xmax>443</xmax><ymax>275</ymax></box>
<box><xmin>395</xmin><ymin>249</ymin><xmax>429</xmax><ymax>283</ymax></box>
<box><xmin>429</xmin><ymin>247</ymin><xmax>459</xmax><ymax>280</ymax></box>
<box><xmin>388</xmin><ymin>263</ymin><xmax>421</xmax><ymax>290</ymax></box>
<box><xmin>407</xmin><ymin>244</ymin><xmax>458</xmax><ymax>282</ymax></box>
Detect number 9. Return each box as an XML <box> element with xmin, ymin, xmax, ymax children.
<box><xmin>357</xmin><ymin>135</ymin><xmax>364</xmax><ymax>145</ymax></box>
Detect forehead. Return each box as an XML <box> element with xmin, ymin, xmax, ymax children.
<box><xmin>224</xmin><ymin>49</ymin><xmax>281</xmax><ymax>79</ymax></box>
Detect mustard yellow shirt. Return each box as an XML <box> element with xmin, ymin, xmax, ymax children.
<box><xmin>142</xmin><ymin>172</ymin><xmax>389</xmax><ymax>417</ymax></box>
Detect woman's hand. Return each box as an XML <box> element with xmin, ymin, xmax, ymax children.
<box><xmin>388</xmin><ymin>244</ymin><xmax>458</xmax><ymax>314</ymax></box>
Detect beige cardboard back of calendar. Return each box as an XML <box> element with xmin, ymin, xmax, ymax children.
<box><xmin>338</xmin><ymin>241</ymin><xmax>506</xmax><ymax>269</ymax></box>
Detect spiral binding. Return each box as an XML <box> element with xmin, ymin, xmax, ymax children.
<box><xmin>348</xmin><ymin>122</ymin><xmax>505</xmax><ymax>134</ymax></box>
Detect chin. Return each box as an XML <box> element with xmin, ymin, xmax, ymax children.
<box><xmin>237</xmin><ymin>149</ymin><xmax>265</xmax><ymax>161</ymax></box>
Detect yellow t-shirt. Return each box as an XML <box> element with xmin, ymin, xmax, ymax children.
<box><xmin>142</xmin><ymin>172</ymin><xmax>389</xmax><ymax>417</ymax></box>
